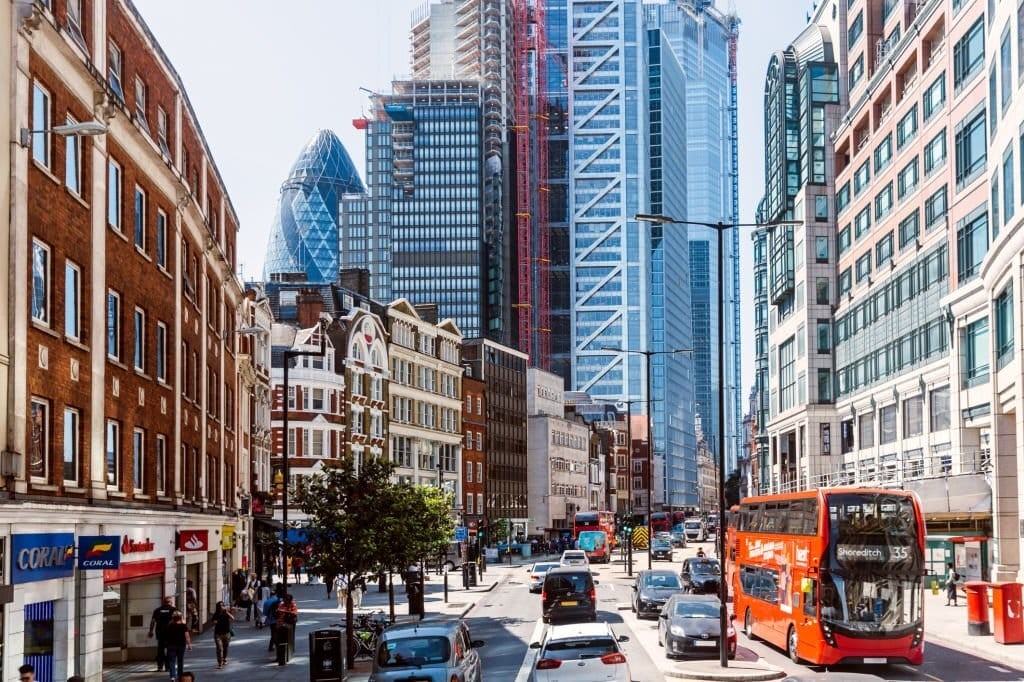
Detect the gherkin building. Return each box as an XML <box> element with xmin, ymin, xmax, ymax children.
<box><xmin>263</xmin><ymin>130</ymin><xmax>365</xmax><ymax>283</ymax></box>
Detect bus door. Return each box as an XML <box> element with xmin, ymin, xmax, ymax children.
<box><xmin>795</xmin><ymin>570</ymin><xmax>821</xmax><ymax>662</ymax></box>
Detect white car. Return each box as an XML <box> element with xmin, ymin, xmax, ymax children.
<box><xmin>560</xmin><ymin>550</ymin><xmax>589</xmax><ymax>567</ymax></box>
<box><xmin>530</xmin><ymin>622</ymin><xmax>631</xmax><ymax>681</ymax></box>
<box><xmin>528</xmin><ymin>562</ymin><xmax>560</xmax><ymax>593</ymax></box>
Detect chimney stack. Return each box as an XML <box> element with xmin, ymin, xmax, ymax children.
<box><xmin>296</xmin><ymin>289</ymin><xmax>325</xmax><ymax>329</ymax></box>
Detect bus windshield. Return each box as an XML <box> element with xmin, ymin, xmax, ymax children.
<box><xmin>820</xmin><ymin>572</ymin><xmax>922</xmax><ymax>634</ymax></box>
<box><xmin>826</xmin><ymin>492</ymin><xmax>922</xmax><ymax>576</ymax></box>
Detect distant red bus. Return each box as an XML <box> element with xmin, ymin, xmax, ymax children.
<box><xmin>731</xmin><ymin>488</ymin><xmax>925</xmax><ymax>666</ymax></box>
<box><xmin>671</xmin><ymin>511</ymin><xmax>687</xmax><ymax>527</ymax></box>
<box><xmin>574</xmin><ymin>511</ymin><xmax>617</xmax><ymax>549</ymax></box>
<box><xmin>649</xmin><ymin>512</ymin><xmax>671</xmax><ymax>534</ymax></box>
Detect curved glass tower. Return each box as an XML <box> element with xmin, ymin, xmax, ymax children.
<box><xmin>264</xmin><ymin>130</ymin><xmax>365</xmax><ymax>282</ymax></box>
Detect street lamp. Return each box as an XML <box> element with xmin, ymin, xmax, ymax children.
<box><xmin>279</xmin><ymin>318</ymin><xmax>329</xmax><ymax>592</ymax></box>
<box><xmin>637</xmin><ymin>212</ymin><xmax>799</xmax><ymax>668</ymax></box>
<box><xmin>614</xmin><ymin>397</ymin><xmax>645</xmax><ymax>577</ymax></box>
<box><xmin>19</xmin><ymin>119</ymin><xmax>107</xmax><ymax>148</ymax></box>
<box><xmin>602</xmin><ymin>346</ymin><xmax>691</xmax><ymax>571</ymax></box>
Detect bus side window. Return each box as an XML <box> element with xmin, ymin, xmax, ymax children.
<box><xmin>803</xmin><ymin>579</ymin><xmax>818</xmax><ymax>617</ymax></box>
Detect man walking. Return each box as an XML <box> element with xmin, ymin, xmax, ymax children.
<box><xmin>334</xmin><ymin>574</ymin><xmax>348</xmax><ymax>609</ymax></box>
<box><xmin>945</xmin><ymin>562</ymin><xmax>961</xmax><ymax>606</ymax></box>
<box><xmin>147</xmin><ymin>595</ymin><xmax>176</xmax><ymax>671</ymax></box>
<box><xmin>263</xmin><ymin>588</ymin><xmax>281</xmax><ymax>652</ymax></box>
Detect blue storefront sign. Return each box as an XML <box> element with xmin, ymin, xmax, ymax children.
<box><xmin>77</xmin><ymin>535</ymin><xmax>121</xmax><ymax>569</ymax></box>
<box><xmin>12</xmin><ymin>533</ymin><xmax>76</xmax><ymax>584</ymax></box>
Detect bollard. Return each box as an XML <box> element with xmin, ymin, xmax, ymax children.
<box><xmin>930</xmin><ymin>579</ymin><xmax>939</xmax><ymax>596</ymax></box>
<box><xmin>444</xmin><ymin>568</ymin><xmax>449</xmax><ymax>603</ymax></box>
<box><xmin>964</xmin><ymin>581</ymin><xmax>991</xmax><ymax>636</ymax></box>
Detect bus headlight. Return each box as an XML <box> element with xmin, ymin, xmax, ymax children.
<box><xmin>911</xmin><ymin>626</ymin><xmax>923</xmax><ymax>648</ymax></box>
<box><xmin>821</xmin><ymin>623</ymin><xmax>837</xmax><ymax>647</ymax></box>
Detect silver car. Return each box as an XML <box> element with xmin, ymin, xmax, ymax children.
<box><xmin>370</xmin><ymin>617</ymin><xmax>486</xmax><ymax>682</ymax></box>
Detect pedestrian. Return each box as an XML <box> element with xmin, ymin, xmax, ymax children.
<box><xmin>237</xmin><ymin>583</ymin><xmax>253</xmax><ymax>622</ymax></box>
<box><xmin>696</xmin><ymin>547</ymin><xmax>706</xmax><ymax>558</ymax></box>
<box><xmin>263</xmin><ymin>589</ymin><xmax>281</xmax><ymax>652</ymax></box>
<box><xmin>179</xmin><ymin>673</ymin><xmax>195</xmax><ymax>682</ymax></box>
<box><xmin>164</xmin><ymin>611</ymin><xmax>192</xmax><ymax>681</ymax></box>
<box><xmin>945</xmin><ymin>562</ymin><xmax>961</xmax><ymax>606</ymax></box>
<box><xmin>208</xmin><ymin>601</ymin><xmax>235</xmax><ymax>668</ymax></box>
<box><xmin>185</xmin><ymin>580</ymin><xmax>199</xmax><ymax>632</ymax></box>
<box><xmin>276</xmin><ymin>593</ymin><xmax>299</xmax><ymax>653</ymax></box>
<box><xmin>292</xmin><ymin>556</ymin><xmax>304</xmax><ymax>583</ymax></box>
<box><xmin>231</xmin><ymin>569</ymin><xmax>246</xmax><ymax>606</ymax></box>
<box><xmin>17</xmin><ymin>665</ymin><xmax>35</xmax><ymax>682</ymax></box>
<box><xmin>147</xmin><ymin>595</ymin><xmax>176</xmax><ymax>671</ymax></box>
<box><xmin>325</xmin><ymin>571</ymin><xmax>336</xmax><ymax>600</ymax></box>
<box><xmin>352</xmin><ymin>574</ymin><xmax>365</xmax><ymax>609</ymax></box>
<box><xmin>255</xmin><ymin>580</ymin><xmax>271</xmax><ymax>629</ymax></box>
<box><xmin>334</xmin><ymin>573</ymin><xmax>348</xmax><ymax>609</ymax></box>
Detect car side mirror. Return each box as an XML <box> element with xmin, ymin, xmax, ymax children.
<box><xmin>659</xmin><ymin>612</ymin><xmax>668</xmax><ymax>619</ymax></box>
<box><xmin>471</xmin><ymin>639</ymin><xmax>486</xmax><ymax>648</ymax></box>
<box><xmin>529</xmin><ymin>641</ymin><xmax>542</xmax><ymax>649</ymax></box>
<box><xmin>617</xmin><ymin>634</ymin><xmax>630</xmax><ymax>642</ymax></box>
<box><xmin>593</xmin><ymin>580</ymin><xmax>600</xmax><ymax>585</ymax></box>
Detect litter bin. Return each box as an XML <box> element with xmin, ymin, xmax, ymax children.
<box><xmin>407</xmin><ymin>575</ymin><xmax>425</xmax><ymax>618</ymax></box>
<box><xmin>276</xmin><ymin>623</ymin><xmax>294</xmax><ymax>664</ymax></box>
<box><xmin>990</xmin><ymin>582</ymin><xmax>1024</xmax><ymax>644</ymax></box>
<box><xmin>964</xmin><ymin>581</ymin><xmax>991</xmax><ymax>636</ymax></box>
<box><xmin>462</xmin><ymin>563</ymin><xmax>478</xmax><ymax>588</ymax></box>
<box><xmin>309</xmin><ymin>629</ymin><xmax>345</xmax><ymax>681</ymax></box>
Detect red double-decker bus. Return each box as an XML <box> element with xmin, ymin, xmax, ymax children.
<box><xmin>730</xmin><ymin>488</ymin><xmax>925</xmax><ymax>666</ymax></box>
<box><xmin>574</xmin><ymin>511</ymin><xmax>617</xmax><ymax>549</ymax></box>
<box><xmin>649</xmin><ymin>512</ymin><xmax>671</xmax><ymax>534</ymax></box>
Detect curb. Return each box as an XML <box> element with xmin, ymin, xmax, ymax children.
<box><xmin>663</xmin><ymin>663</ymin><xmax>786</xmax><ymax>681</ymax></box>
<box><xmin>458</xmin><ymin>580</ymin><xmax>502</xmax><ymax>618</ymax></box>
<box><xmin>927</xmin><ymin>630</ymin><xmax>1024</xmax><ymax>670</ymax></box>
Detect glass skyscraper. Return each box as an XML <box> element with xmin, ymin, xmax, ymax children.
<box><xmin>264</xmin><ymin>130</ymin><xmax>365</xmax><ymax>282</ymax></box>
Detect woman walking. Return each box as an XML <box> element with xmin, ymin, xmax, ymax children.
<box><xmin>164</xmin><ymin>611</ymin><xmax>191</xmax><ymax>682</ymax></box>
<box><xmin>209</xmin><ymin>601</ymin><xmax>235</xmax><ymax>668</ymax></box>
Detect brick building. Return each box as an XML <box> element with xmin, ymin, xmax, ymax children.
<box><xmin>461</xmin><ymin>374</ymin><xmax>486</xmax><ymax>535</ymax></box>
<box><xmin>3</xmin><ymin>1</ymin><xmax>247</xmax><ymax>676</ymax></box>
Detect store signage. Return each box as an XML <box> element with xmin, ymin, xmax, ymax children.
<box><xmin>122</xmin><ymin>536</ymin><xmax>155</xmax><ymax>554</ymax></box>
<box><xmin>78</xmin><ymin>536</ymin><xmax>121</xmax><ymax>569</ymax></box>
<box><xmin>177</xmin><ymin>530</ymin><xmax>209</xmax><ymax>552</ymax></box>
<box><xmin>12</xmin><ymin>533</ymin><xmax>75</xmax><ymax>584</ymax></box>
<box><xmin>221</xmin><ymin>526</ymin><xmax>236</xmax><ymax>550</ymax></box>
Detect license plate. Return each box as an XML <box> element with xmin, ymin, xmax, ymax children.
<box><xmin>863</xmin><ymin>658</ymin><xmax>888</xmax><ymax>664</ymax></box>
<box><xmin>694</xmin><ymin>640</ymin><xmax>717</xmax><ymax>647</ymax></box>
<box><xmin>561</xmin><ymin>600</ymin><xmax>578</xmax><ymax>606</ymax></box>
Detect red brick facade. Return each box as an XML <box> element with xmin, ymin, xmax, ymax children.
<box><xmin>462</xmin><ymin>375</ymin><xmax>486</xmax><ymax>526</ymax></box>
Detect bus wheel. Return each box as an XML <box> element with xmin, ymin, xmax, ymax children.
<box><xmin>787</xmin><ymin>625</ymin><xmax>801</xmax><ymax>664</ymax></box>
<box><xmin>744</xmin><ymin>609</ymin><xmax>755</xmax><ymax>640</ymax></box>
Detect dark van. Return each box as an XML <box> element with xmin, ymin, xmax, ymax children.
<box><xmin>541</xmin><ymin>567</ymin><xmax>597</xmax><ymax>624</ymax></box>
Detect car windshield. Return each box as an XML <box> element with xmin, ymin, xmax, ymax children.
<box><xmin>643</xmin><ymin>573</ymin><xmax>681</xmax><ymax>589</ymax></box>
<box><xmin>685</xmin><ymin>521</ymin><xmax>701</xmax><ymax>530</ymax></box>
<box><xmin>689</xmin><ymin>560</ymin><xmax>720</xmax><ymax>575</ymax></box>
<box><xmin>674</xmin><ymin>601</ymin><xmax>719</xmax><ymax>618</ymax></box>
<box><xmin>654</xmin><ymin>540</ymin><xmax>671</xmax><ymax>549</ymax></box>
<box><xmin>543</xmin><ymin>637</ymin><xmax>617</xmax><ymax>661</ymax></box>
<box><xmin>533</xmin><ymin>563</ymin><xmax>557</xmax><ymax>574</ymax></box>
<box><xmin>377</xmin><ymin>635</ymin><xmax>450</xmax><ymax>668</ymax></box>
<box><xmin>820</xmin><ymin>572</ymin><xmax>923</xmax><ymax>634</ymax></box>
<box><xmin>547</xmin><ymin>573</ymin><xmax>590</xmax><ymax>594</ymax></box>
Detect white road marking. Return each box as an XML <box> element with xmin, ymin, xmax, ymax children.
<box><xmin>990</xmin><ymin>665</ymin><xmax>1012</xmax><ymax>673</ymax></box>
<box><xmin>514</xmin><ymin>618</ymin><xmax>545</xmax><ymax>682</ymax></box>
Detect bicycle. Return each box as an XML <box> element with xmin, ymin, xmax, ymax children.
<box><xmin>331</xmin><ymin>612</ymin><xmax>387</xmax><ymax>660</ymax></box>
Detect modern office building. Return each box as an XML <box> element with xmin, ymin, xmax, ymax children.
<box><xmin>264</xmin><ymin>130</ymin><xmax>365</xmax><ymax>283</ymax></box>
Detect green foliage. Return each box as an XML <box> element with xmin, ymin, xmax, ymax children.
<box><xmin>490</xmin><ymin>517</ymin><xmax>510</xmax><ymax>543</ymax></box>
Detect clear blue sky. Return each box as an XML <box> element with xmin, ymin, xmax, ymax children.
<box><xmin>134</xmin><ymin>0</ymin><xmax>811</xmax><ymax>393</ymax></box>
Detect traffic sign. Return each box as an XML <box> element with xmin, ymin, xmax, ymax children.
<box><xmin>454</xmin><ymin>526</ymin><xmax>468</xmax><ymax>541</ymax></box>
<box><xmin>631</xmin><ymin>526</ymin><xmax>649</xmax><ymax>549</ymax></box>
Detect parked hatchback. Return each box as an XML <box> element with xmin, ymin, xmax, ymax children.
<box><xmin>370</xmin><ymin>617</ymin><xmax>485</xmax><ymax>682</ymax></box>
<box><xmin>542</xmin><ymin>567</ymin><xmax>597</xmax><ymax>624</ymax></box>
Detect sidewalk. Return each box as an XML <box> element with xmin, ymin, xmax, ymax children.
<box><xmin>104</xmin><ymin>565</ymin><xmax>508</xmax><ymax>681</ymax></box>
<box><xmin>922</xmin><ymin>582</ymin><xmax>1024</xmax><ymax>669</ymax></box>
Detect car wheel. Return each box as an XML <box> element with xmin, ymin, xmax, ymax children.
<box><xmin>744</xmin><ymin>608</ymin><xmax>756</xmax><ymax>640</ymax></box>
<box><xmin>787</xmin><ymin>625</ymin><xmax>800</xmax><ymax>664</ymax></box>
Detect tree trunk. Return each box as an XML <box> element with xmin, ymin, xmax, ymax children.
<box><xmin>345</xmin><ymin>582</ymin><xmax>355</xmax><ymax>670</ymax></box>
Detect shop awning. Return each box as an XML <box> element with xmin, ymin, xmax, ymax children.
<box><xmin>104</xmin><ymin>559</ymin><xmax>165</xmax><ymax>585</ymax></box>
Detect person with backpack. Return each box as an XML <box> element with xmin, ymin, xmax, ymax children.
<box><xmin>945</xmin><ymin>562</ymin><xmax>962</xmax><ymax>606</ymax></box>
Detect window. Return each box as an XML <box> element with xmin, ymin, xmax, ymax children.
<box><xmin>992</xmin><ymin>173</ymin><xmax>1001</xmax><ymax>235</ymax></box>
<box><xmin>955</xmin><ymin>111</ymin><xmax>986</xmax><ymax>185</ymax></box>
<box><xmin>854</xmin><ymin>161</ymin><xmax>871</xmax><ymax>195</ymax></box>
<box><xmin>1001</xmin><ymin>25</ymin><xmax>1013</xmax><ymax>109</ymax></box>
<box><xmin>105</xmin><ymin>419</ymin><xmax>120</xmax><ymax>488</ymax></box>
<box><xmin>952</xmin><ymin>18</ymin><xmax>984</xmax><ymax>88</ymax></box>
<box><xmin>63</xmin><ymin>407</ymin><xmax>79</xmax><ymax>484</ymax></box>
<box><xmin>838</xmin><ymin>225</ymin><xmax>851</xmax><ymax>254</ymax></box>
<box><xmin>854</xmin><ymin>207</ymin><xmax>871</xmax><ymax>240</ymax></box>
<box><xmin>156</xmin><ymin>321</ymin><xmax>167</xmax><ymax>382</ymax></box>
<box><xmin>816</xmin><ymin>320</ymin><xmax>831</xmax><ymax>353</ymax></box>
<box><xmin>155</xmin><ymin>435</ymin><xmax>166</xmax><ymax>494</ymax></box>
<box><xmin>880</xmin><ymin>405</ymin><xmax>897</xmax><ymax>444</ymax></box>
<box><xmin>995</xmin><ymin>285</ymin><xmax>1014</xmax><ymax>364</ymax></box>
<box><xmin>874</xmin><ymin>134</ymin><xmax>893</xmax><ymax>173</ymax></box>
<box><xmin>64</xmin><ymin>114</ymin><xmax>81</xmax><ymax>193</ymax></box>
<box><xmin>779</xmin><ymin>338</ymin><xmax>796</xmax><ymax>411</ymax></box>
<box><xmin>815</xmin><ymin>277</ymin><xmax>829</xmax><ymax>305</ymax></box>
<box><xmin>874</xmin><ymin>182</ymin><xmax>893</xmax><ymax>220</ymax></box>
<box><xmin>476</xmin><ymin>432</ymin><xmax>483</xmax><ymax>450</ymax></box>
<box><xmin>815</xmin><ymin>236</ymin><xmax>828</xmax><ymax>263</ymax></box>
<box><xmin>930</xmin><ymin>386</ymin><xmax>950</xmax><ymax>431</ymax></box>
<box><xmin>466</xmin><ymin>461</ymin><xmax>473</xmax><ymax>482</ymax></box>
<box><xmin>899</xmin><ymin>210</ymin><xmax>919</xmax><ymax>249</ymax></box>
<box><xmin>67</xmin><ymin>0</ymin><xmax>84</xmax><ymax>42</ymax></box>
<box><xmin>813</xmin><ymin>195</ymin><xmax>828</xmax><ymax>221</ymax></box>
<box><xmin>817</xmin><ymin>369</ymin><xmax>832</xmax><ymax>403</ymax></box>
<box><xmin>107</xmin><ymin>290</ymin><xmax>121</xmax><ymax>359</ymax></box>
<box><xmin>477</xmin><ymin>493</ymin><xmax>483</xmax><ymax>515</ymax></box>
<box><xmin>924</xmin><ymin>129</ymin><xmax>946</xmax><ymax>175</ymax></box>
<box><xmin>31</xmin><ymin>239</ymin><xmax>50</xmax><ymax>326</ymax></box>
<box><xmin>923</xmin><ymin>73</ymin><xmax>946</xmax><ymax>121</ymax></box>
<box><xmin>108</xmin><ymin>41</ymin><xmax>124</xmax><ymax>101</ymax></box>
<box><xmin>875</xmin><ymin>231</ymin><xmax>894</xmax><ymax>267</ymax></box>
<box><xmin>134</xmin><ymin>77</ymin><xmax>149</xmax><ymax>133</ymax></box>
<box><xmin>1002</xmin><ymin>149</ymin><xmax>1015</xmax><ymax>227</ymax></box>
<box><xmin>477</xmin><ymin>461</ymin><xmax>482</xmax><ymax>482</ymax></box>
<box><xmin>64</xmin><ymin>261</ymin><xmax>81</xmax><ymax>340</ymax></box>
<box><xmin>859</xmin><ymin>412</ymin><xmax>875</xmax><ymax>448</ymax></box>
<box><xmin>466</xmin><ymin>494</ymin><xmax>473</xmax><ymax>515</ymax></box>
<box><xmin>29</xmin><ymin>398</ymin><xmax>50</xmax><ymax>481</ymax></box>
<box><xmin>849</xmin><ymin>11</ymin><xmax>864</xmax><ymax>45</ymax></box>
<box><xmin>157</xmin><ymin>107</ymin><xmax>170</xmax><ymax>156</ymax></box>
<box><xmin>133</xmin><ymin>308</ymin><xmax>145</xmax><ymax>371</ymax></box>
<box><xmin>902</xmin><ymin>396</ymin><xmax>924</xmax><ymax>438</ymax></box>
<box><xmin>836</xmin><ymin>182</ymin><xmax>851</xmax><ymax>213</ymax></box>
<box><xmin>964</xmin><ymin>317</ymin><xmax>990</xmax><ymax>382</ymax></box>
<box><xmin>156</xmin><ymin>210</ymin><xmax>168</xmax><ymax>268</ymax></box>
<box><xmin>31</xmin><ymin>82</ymin><xmax>50</xmax><ymax>168</ymax></box>
<box><xmin>839</xmin><ymin>268</ymin><xmax>852</xmax><ymax>296</ymax></box>
<box><xmin>107</xmin><ymin>159</ymin><xmax>122</xmax><ymax>230</ymax></box>
<box><xmin>956</xmin><ymin>211</ymin><xmax>989</xmax><ymax>282</ymax></box>
<box><xmin>133</xmin><ymin>429</ymin><xmax>145</xmax><ymax>491</ymax></box>
<box><xmin>898</xmin><ymin>158</ymin><xmax>919</xmax><ymax>198</ymax></box>
<box><xmin>850</xmin><ymin>54</ymin><xmax>864</xmax><ymax>89</ymax></box>
<box><xmin>856</xmin><ymin>253</ymin><xmax>872</xmax><ymax>282</ymax></box>
<box><xmin>134</xmin><ymin>186</ymin><xmax>146</xmax><ymax>250</ymax></box>
<box><xmin>990</xmin><ymin>63</ymin><xmax>999</xmax><ymax>136</ymax></box>
<box><xmin>1019</xmin><ymin>2</ymin><xmax>1024</xmax><ymax>82</ymax></box>
<box><xmin>841</xmin><ymin>418</ymin><xmax>855</xmax><ymax>454</ymax></box>
<box><xmin>897</xmin><ymin>105</ymin><xmax>918</xmax><ymax>148</ymax></box>
<box><xmin>924</xmin><ymin>185</ymin><xmax>948</xmax><ymax>228</ymax></box>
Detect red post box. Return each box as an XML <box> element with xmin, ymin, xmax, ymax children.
<box><xmin>964</xmin><ymin>581</ymin><xmax>991</xmax><ymax>636</ymax></box>
<box><xmin>989</xmin><ymin>582</ymin><xmax>1024</xmax><ymax>644</ymax></box>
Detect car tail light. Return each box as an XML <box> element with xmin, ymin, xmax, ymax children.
<box><xmin>451</xmin><ymin>677</ymin><xmax>460</xmax><ymax>682</ymax></box>
<box><xmin>536</xmin><ymin>658</ymin><xmax>562</xmax><ymax>669</ymax></box>
<box><xmin>589</xmin><ymin>588</ymin><xmax>596</xmax><ymax>602</ymax></box>
<box><xmin>600</xmin><ymin>653</ymin><xmax>627</xmax><ymax>665</ymax></box>
<box><xmin>541</xmin><ymin>590</ymin><xmax>547</xmax><ymax>601</ymax></box>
